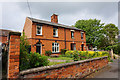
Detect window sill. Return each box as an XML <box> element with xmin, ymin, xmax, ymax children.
<box><xmin>53</xmin><ymin>36</ymin><xmax>58</xmax><ymax>38</ymax></box>
<box><xmin>52</xmin><ymin>52</ymin><xmax>60</xmax><ymax>54</ymax></box>
<box><xmin>36</xmin><ymin>34</ymin><xmax>43</xmax><ymax>36</ymax></box>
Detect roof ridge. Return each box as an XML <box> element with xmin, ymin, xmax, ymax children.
<box><xmin>27</xmin><ymin>17</ymin><xmax>84</xmax><ymax>31</ymax></box>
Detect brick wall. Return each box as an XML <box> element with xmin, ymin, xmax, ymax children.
<box><xmin>23</xmin><ymin>17</ymin><xmax>32</xmax><ymax>38</ymax></box>
<box><xmin>0</xmin><ymin>36</ymin><xmax>8</xmax><ymax>44</ymax></box>
<box><xmin>7</xmin><ymin>32</ymin><xmax>21</xmax><ymax>78</ymax></box>
<box><xmin>19</xmin><ymin>56</ymin><xmax>108</xmax><ymax>78</ymax></box>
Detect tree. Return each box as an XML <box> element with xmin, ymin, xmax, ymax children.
<box><xmin>20</xmin><ymin>32</ymin><xmax>31</xmax><ymax>70</ymax></box>
<box><xmin>97</xmin><ymin>35</ymin><xmax>110</xmax><ymax>50</ymax></box>
<box><xmin>20</xmin><ymin>32</ymin><xmax>30</xmax><ymax>54</ymax></box>
<box><xmin>74</xmin><ymin>19</ymin><xmax>104</xmax><ymax>47</ymax></box>
<box><xmin>103</xmin><ymin>23</ymin><xmax>119</xmax><ymax>58</ymax></box>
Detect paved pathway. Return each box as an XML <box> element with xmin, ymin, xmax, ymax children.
<box><xmin>94</xmin><ymin>59</ymin><xmax>119</xmax><ymax>78</ymax></box>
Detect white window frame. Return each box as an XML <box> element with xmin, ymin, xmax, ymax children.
<box><xmin>71</xmin><ymin>31</ymin><xmax>74</xmax><ymax>38</ymax></box>
<box><xmin>81</xmin><ymin>32</ymin><xmax>84</xmax><ymax>40</ymax></box>
<box><xmin>53</xmin><ymin>28</ymin><xmax>58</xmax><ymax>37</ymax></box>
<box><xmin>36</xmin><ymin>25</ymin><xmax>42</xmax><ymax>35</ymax></box>
<box><xmin>52</xmin><ymin>43</ymin><xmax>59</xmax><ymax>53</ymax></box>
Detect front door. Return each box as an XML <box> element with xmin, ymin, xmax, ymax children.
<box><xmin>36</xmin><ymin>43</ymin><xmax>41</xmax><ymax>54</ymax></box>
<box><xmin>71</xmin><ymin>43</ymin><xmax>76</xmax><ymax>50</ymax></box>
<box><xmin>81</xmin><ymin>44</ymin><xmax>84</xmax><ymax>51</ymax></box>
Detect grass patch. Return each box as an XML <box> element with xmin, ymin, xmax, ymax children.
<box><xmin>48</xmin><ymin>62</ymin><xmax>66</xmax><ymax>66</ymax></box>
<box><xmin>48</xmin><ymin>57</ymin><xmax>73</xmax><ymax>60</ymax></box>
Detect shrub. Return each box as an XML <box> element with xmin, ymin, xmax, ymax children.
<box><xmin>20</xmin><ymin>52</ymin><xmax>30</xmax><ymax>71</ymax></box>
<box><xmin>73</xmin><ymin>51</ymin><xmax>79</xmax><ymax>61</ymax></box>
<box><xmin>107</xmin><ymin>57</ymin><xmax>113</xmax><ymax>62</ymax></box>
<box><xmin>61</xmin><ymin>49</ymin><xmax>68</xmax><ymax>55</ymax></box>
<box><xmin>29</xmin><ymin>52</ymin><xmax>49</xmax><ymax>67</ymax></box>
<box><xmin>45</xmin><ymin>50</ymin><xmax>52</xmax><ymax>56</ymax></box>
<box><xmin>20</xmin><ymin>52</ymin><xmax>49</xmax><ymax>71</ymax></box>
<box><xmin>65</xmin><ymin>60</ymin><xmax>72</xmax><ymax>63</ymax></box>
<box><xmin>65</xmin><ymin>50</ymin><xmax>110</xmax><ymax>62</ymax></box>
<box><xmin>102</xmin><ymin>51</ymin><xmax>109</xmax><ymax>56</ymax></box>
<box><xmin>65</xmin><ymin>51</ymin><xmax>74</xmax><ymax>58</ymax></box>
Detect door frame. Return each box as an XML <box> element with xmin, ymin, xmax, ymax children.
<box><xmin>81</xmin><ymin>44</ymin><xmax>84</xmax><ymax>51</ymax></box>
<box><xmin>36</xmin><ymin>43</ymin><xmax>42</xmax><ymax>54</ymax></box>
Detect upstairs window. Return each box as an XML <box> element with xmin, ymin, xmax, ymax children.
<box><xmin>71</xmin><ymin>31</ymin><xmax>74</xmax><ymax>38</ymax></box>
<box><xmin>81</xmin><ymin>32</ymin><xmax>84</xmax><ymax>39</ymax></box>
<box><xmin>52</xmin><ymin>43</ymin><xmax>59</xmax><ymax>53</ymax></box>
<box><xmin>53</xmin><ymin>27</ymin><xmax>58</xmax><ymax>37</ymax></box>
<box><xmin>36</xmin><ymin>25</ymin><xmax>42</xmax><ymax>35</ymax></box>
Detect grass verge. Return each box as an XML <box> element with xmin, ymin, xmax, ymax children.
<box><xmin>48</xmin><ymin>56</ymin><xmax>73</xmax><ymax>60</ymax></box>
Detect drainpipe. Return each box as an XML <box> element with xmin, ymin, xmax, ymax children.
<box><xmin>64</xmin><ymin>28</ymin><xmax>66</xmax><ymax>49</ymax></box>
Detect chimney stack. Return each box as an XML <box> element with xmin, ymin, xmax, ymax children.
<box><xmin>51</xmin><ymin>14</ymin><xmax>58</xmax><ymax>23</ymax></box>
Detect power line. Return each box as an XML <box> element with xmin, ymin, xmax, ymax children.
<box><xmin>27</xmin><ymin>0</ymin><xmax>32</xmax><ymax>18</ymax></box>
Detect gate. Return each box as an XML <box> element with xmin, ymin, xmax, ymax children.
<box><xmin>1</xmin><ymin>43</ymin><xmax>8</xmax><ymax>78</ymax></box>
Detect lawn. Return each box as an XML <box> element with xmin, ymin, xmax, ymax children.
<box><xmin>48</xmin><ymin>60</ymin><xmax>73</xmax><ymax>66</ymax></box>
<box><xmin>48</xmin><ymin>62</ymin><xmax>66</xmax><ymax>66</ymax></box>
<box><xmin>48</xmin><ymin>56</ymin><xmax>73</xmax><ymax>60</ymax></box>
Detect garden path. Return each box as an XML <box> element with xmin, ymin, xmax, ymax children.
<box><xmin>48</xmin><ymin>59</ymin><xmax>73</xmax><ymax>62</ymax></box>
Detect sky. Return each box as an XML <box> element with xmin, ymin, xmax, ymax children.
<box><xmin>0</xmin><ymin>1</ymin><xmax>119</xmax><ymax>32</ymax></box>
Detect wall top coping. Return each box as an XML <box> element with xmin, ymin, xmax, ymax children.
<box><xmin>9</xmin><ymin>32</ymin><xmax>21</xmax><ymax>36</ymax></box>
<box><xmin>19</xmin><ymin>56</ymin><xmax>108</xmax><ymax>76</ymax></box>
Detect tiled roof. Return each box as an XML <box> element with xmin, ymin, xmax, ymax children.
<box><xmin>27</xmin><ymin>17</ymin><xmax>84</xmax><ymax>31</ymax></box>
<box><xmin>0</xmin><ymin>29</ymin><xmax>14</xmax><ymax>36</ymax></box>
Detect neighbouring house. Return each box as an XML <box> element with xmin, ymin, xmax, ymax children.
<box><xmin>0</xmin><ymin>29</ymin><xmax>14</xmax><ymax>52</ymax></box>
<box><xmin>0</xmin><ymin>29</ymin><xmax>14</xmax><ymax>44</ymax></box>
<box><xmin>23</xmin><ymin>14</ymin><xmax>86</xmax><ymax>55</ymax></box>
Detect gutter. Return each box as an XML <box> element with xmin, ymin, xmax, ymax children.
<box><xmin>64</xmin><ymin>28</ymin><xmax>66</xmax><ymax>49</ymax></box>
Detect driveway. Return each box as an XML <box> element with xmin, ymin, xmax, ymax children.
<box><xmin>94</xmin><ymin>59</ymin><xmax>119</xmax><ymax>79</ymax></box>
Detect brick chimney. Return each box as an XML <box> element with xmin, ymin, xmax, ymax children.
<box><xmin>51</xmin><ymin>14</ymin><xmax>58</xmax><ymax>23</ymax></box>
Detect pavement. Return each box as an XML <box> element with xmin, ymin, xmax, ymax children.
<box><xmin>94</xmin><ymin>59</ymin><xmax>119</xmax><ymax>79</ymax></box>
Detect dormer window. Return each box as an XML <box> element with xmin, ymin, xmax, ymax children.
<box><xmin>53</xmin><ymin>27</ymin><xmax>58</xmax><ymax>37</ymax></box>
<box><xmin>81</xmin><ymin>32</ymin><xmax>84</xmax><ymax>39</ymax></box>
<box><xmin>36</xmin><ymin>25</ymin><xmax>42</xmax><ymax>35</ymax></box>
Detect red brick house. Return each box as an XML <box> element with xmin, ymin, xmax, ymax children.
<box><xmin>23</xmin><ymin>14</ymin><xmax>86</xmax><ymax>55</ymax></box>
<box><xmin>0</xmin><ymin>29</ymin><xmax>11</xmax><ymax>44</ymax></box>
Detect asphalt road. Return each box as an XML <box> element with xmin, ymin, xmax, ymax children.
<box><xmin>94</xmin><ymin>59</ymin><xmax>119</xmax><ymax>79</ymax></box>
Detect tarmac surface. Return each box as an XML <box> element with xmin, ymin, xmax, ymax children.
<box><xmin>94</xmin><ymin>59</ymin><xmax>119</xmax><ymax>79</ymax></box>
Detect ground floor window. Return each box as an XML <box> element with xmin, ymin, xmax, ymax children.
<box><xmin>81</xmin><ymin>44</ymin><xmax>84</xmax><ymax>51</ymax></box>
<box><xmin>28</xmin><ymin>45</ymin><xmax>31</xmax><ymax>53</ymax></box>
<box><xmin>36</xmin><ymin>43</ymin><xmax>41</xmax><ymax>54</ymax></box>
<box><xmin>52</xmin><ymin>43</ymin><xmax>59</xmax><ymax>53</ymax></box>
<box><xmin>71</xmin><ymin>43</ymin><xmax>76</xmax><ymax>50</ymax></box>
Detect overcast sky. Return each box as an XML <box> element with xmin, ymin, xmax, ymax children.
<box><xmin>1</xmin><ymin>2</ymin><xmax>119</xmax><ymax>32</ymax></box>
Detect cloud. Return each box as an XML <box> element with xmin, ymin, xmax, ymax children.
<box><xmin>1</xmin><ymin>2</ymin><xmax>118</xmax><ymax>32</ymax></box>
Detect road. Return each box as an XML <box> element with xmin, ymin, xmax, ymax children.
<box><xmin>94</xmin><ymin>59</ymin><xmax>119</xmax><ymax>79</ymax></box>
